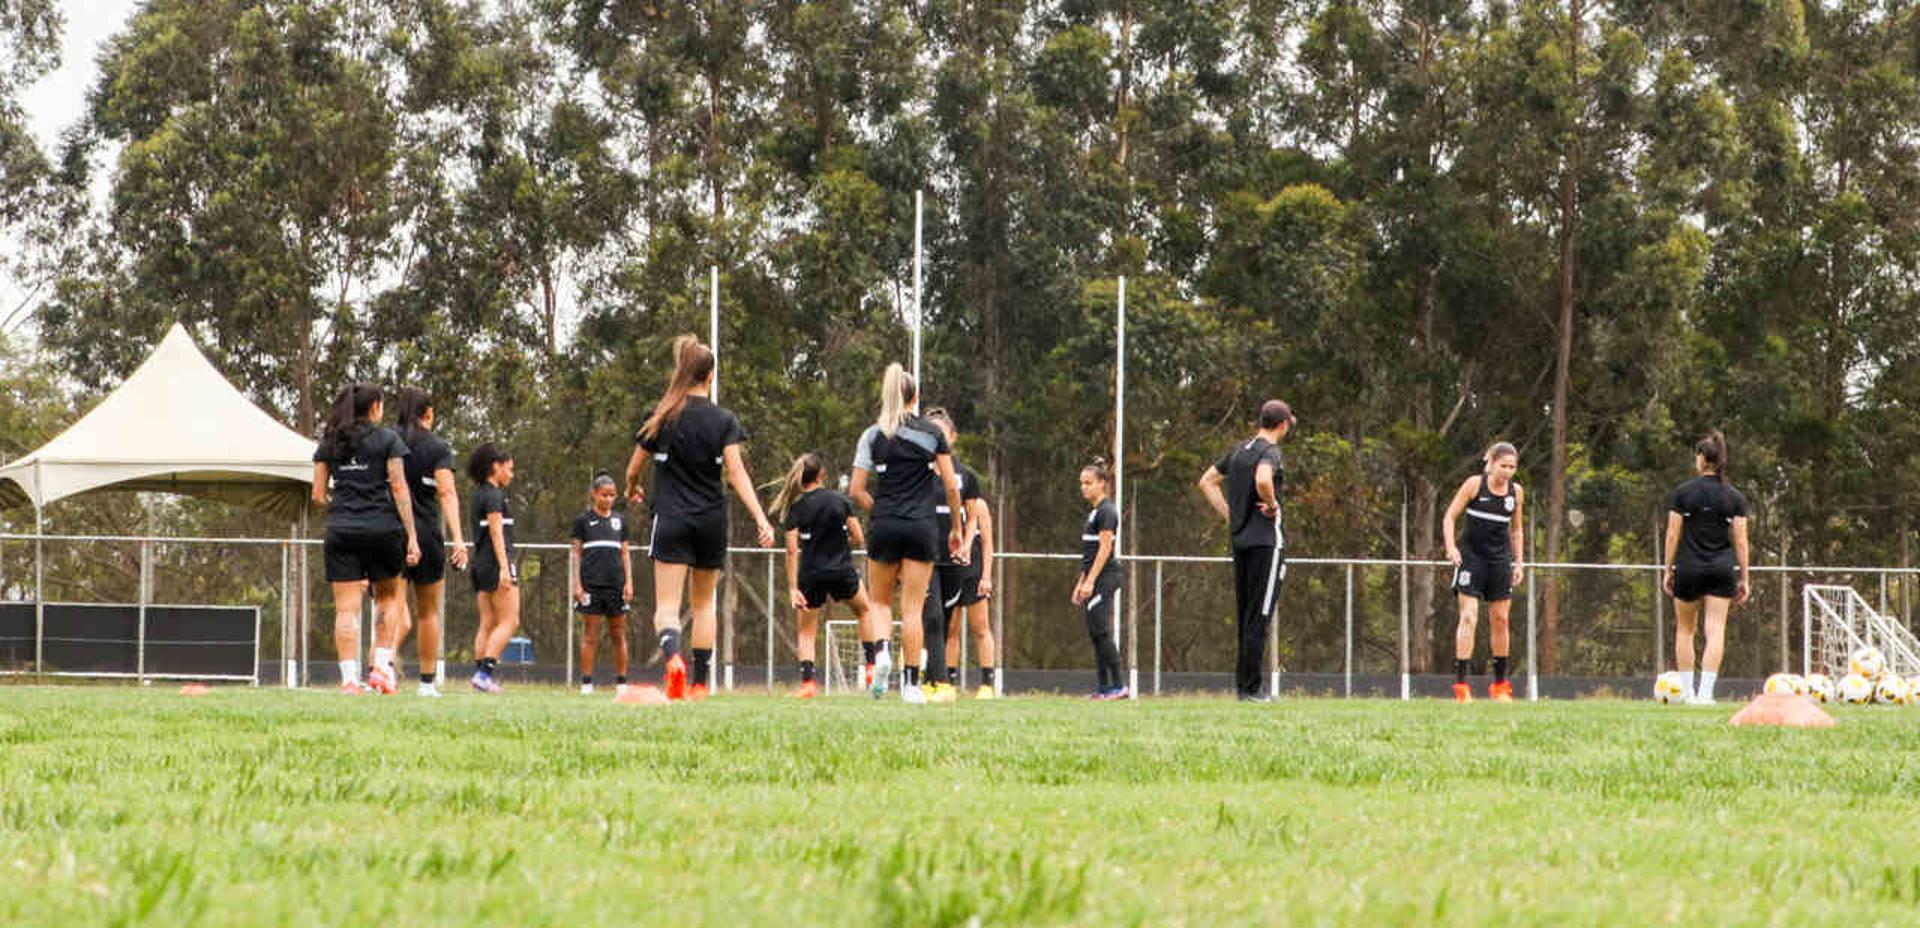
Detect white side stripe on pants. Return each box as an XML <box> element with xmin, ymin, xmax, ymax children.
<box><xmin>1261</xmin><ymin>518</ymin><xmax>1284</xmax><ymax>616</ymax></box>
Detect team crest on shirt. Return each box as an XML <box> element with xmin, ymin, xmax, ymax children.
<box><xmin>611</xmin><ymin>517</ymin><xmax>623</xmax><ymax>532</ymax></box>
<box><xmin>1504</xmin><ymin>495</ymin><xmax>1516</xmax><ymax>513</ymax></box>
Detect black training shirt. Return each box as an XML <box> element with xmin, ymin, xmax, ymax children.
<box><xmin>472</xmin><ymin>484</ymin><xmax>515</xmax><ymax>568</ymax></box>
<box><xmin>638</xmin><ymin>396</ymin><xmax>747</xmax><ymax>520</ymax></box>
<box><xmin>784</xmin><ymin>488</ymin><xmax>857</xmax><ymax>578</ymax></box>
<box><xmin>314</xmin><ymin>425</ymin><xmax>409</xmax><ymax>533</ymax></box>
<box><xmin>1669</xmin><ymin>475</ymin><xmax>1748</xmax><ymax>570</ymax></box>
<box><xmin>400</xmin><ymin>429</ymin><xmax>454</xmax><ymax>536</ymax></box>
<box><xmin>935</xmin><ymin>462</ymin><xmax>983</xmax><ymax>565</ymax></box>
<box><xmin>853</xmin><ymin>415</ymin><xmax>952</xmax><ymax>522</ymax></box>
<box><xmin>1460</xmin><ymin>474</ymin><xmax>1518</xmax><ymax>561</ymax></box>
<box><xmin>1081</xmin><ymin>499</ymin><xmax>1120</xmax><ymax>581</ymax></box>
<box><xmin>1216</xmin><ymin>436</ymin><xmax>1285</xmax><ymax>551</ymax></box>
<box><xmin>571</xmin><ymin>509</ymin><xmax>629</xmax><ymax>590</ymax></box>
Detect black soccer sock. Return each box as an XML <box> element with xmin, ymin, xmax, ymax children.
<box><xmin>1454</xmin><ymin>659</ymin><xmax>1470</xmax><ymax>685</ymax></box>
<box><xmin>582</xmin><ymin>675</ymin><xmax>592</xmax><ymax>685</ymax></box>
<box><xmin>420</xmin><ymin>672</ymin><xmax>434</xmax><ymax>685</ymax></box>
<box><xmin>800</xmin><ymin>660</ymin><xmax>816</xmax><ymax>683</ymax></box>
<box><xmin>904</xmin><ymin>666</ymin><xmax>920</xmax><ymax>686</ymax></box>
<box><xmin>615</xmin><ymin>675</ymin><xmax>627</xmax><ymax>685</ymax></box>
<box><xmin>659</xmin><ymin>627</ymin><xmax>682</xmax><ymax>662</ymax></box>
<box><xmin>692</xmin><ymin>648</ymin><xmax>713</xmax><ymax>687</ymax></box>
<box><xmin>982</xmin><ymin>667</ymin><xmax>996</xmax><ymax>687</ymax></box>
<box><xmin>947</xmin><ymin>667</ymin><xmax>959</xmax><ymax>686</ymax></box>
<box><xmin>1493</xmin><ymin>655</ymin><xmax>1510</xmax><ymax>684</ymax></box>
<box><xmin>861</xmin><ymin>641</ymin><xmax>877</xmax><ymax>666</ymax></box>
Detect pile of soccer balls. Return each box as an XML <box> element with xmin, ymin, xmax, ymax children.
<box><xmin>1736</xmin><ymin>646</ymin><xmax>1918</xmax><ymax>706</ymax></box>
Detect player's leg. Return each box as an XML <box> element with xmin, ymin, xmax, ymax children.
<box><xmin>652</xmin><ymin>560</ymin><xmax>689</xmax><ymax>697</ymax></box>
<box><xmin>331</xmin><ymin>580</ymin><xmax>366</xmax><ymax>693</ymax></box>
<box><xmin>1453</xmin><ymin>592</ymin><xmax>1479</xmax><ymax>703</ymax></box>
<box><xmin>1672</xmin><ymin>596</ymin><xmax>1700</xmax><ymax>700</ymax></box>
<box><xmin>411</xmin><ymin>579</ymin><xmax>443</xmax><ymax>694</ymax></box>
<box><xmin>608</xmin><ymin>612</ymin><xmax>630</xmax><ymax>691</ymax></box>
<box><xmin>795</xmin><ymin>603</ymin><xmax>820</xmax><ymax>698</ymax></box>
<box><xmin>471</xmin><ymin>590</ymin><xmax>501</xmax><ymax>692</ymax></box>
<box><xmin>687</xmin><ymin>567</ymin><xmax>721</xmax><ymax>697</ymax></box>
<box><xmin>967</xmin><ymin>599</ymin><xmax>997</xmax><ymax>698</ymax></box>
<box><xmin>580</xmin><ymin>613</ymin><xmax>603</xmax><ymax>693</ymax></box>
<box><xmin>866</xmin><ymin>559</ymin><xmax>901</xmax><ymax>698</ymax></box>
<box><xmin>897</xmin><ymin>559</ymin><xmax>933</xmax><ymax>702</ymax></box>
<box><xmin>1487</xmin><ymin>597</ymin><xmax>1513</xmax><ymax>701</ymax></box>
<box><xmin>1696</xmin><ymin>595</ymin><xmax>1732</xmax><ymax>704</ymax></box>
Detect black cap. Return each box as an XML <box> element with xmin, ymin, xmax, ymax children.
<box><xmin>1260</xmin><ymin>399</ymin><xmax>1295</xmax><ymax>429</ymax></box>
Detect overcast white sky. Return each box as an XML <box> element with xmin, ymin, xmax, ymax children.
<box><xmin>2</xmin><ymin>0</ymin><xmax>141</xmax><ymax>333</ymax></box>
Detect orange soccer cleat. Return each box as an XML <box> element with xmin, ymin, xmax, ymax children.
<box><xmin>366</xmin><ymin>664</ymin><xmax>396</xmax><ymax>695</ymax></box>
<box><xmin>664</xmin><ymin>653</ymin><xmax>689</xmax><ymax>700</ymax></box>
<box><xmin>1489</xmin><ymin>680</ymin><xmax>1515</xmax><ymax>703</ymax></box>
<box><xmin>689</xmin><ymin>683</ymin><xmax>710</xmax><ymax>701</ymax></box>
<box><xmin>1452</xmin><ymin>682</ymin><xmax>1473</xmax><ymax>703</ymax></box>
<box><xmin>794</xmin><ymin>680</ymin><xmax>818</xmax><ymax>699</ymax></box>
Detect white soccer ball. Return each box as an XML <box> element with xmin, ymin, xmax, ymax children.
<box><xmin>1875</xmin><ymin>674</ymin><xmax>1910</xmax><ymax>705</ymax></box>
<box><xmin>1849</xmin><ymin>646</ymin><xmax>1886</xmax><ymax>680</ymax></box>
<box><xmin>1654</xmin><ymin>672</ymin><xmax>1688</xmax><ymax>704</ymax></box>
<box><xmin>1839</xmin><ymin>672</ymin><xmax>1876</xmax><ymax>704</ymax></box>
<box><xmin>1803</xmin><ymin>673</ymin><xmax>1835</xmax><ymax>703</ymax></box>
<box><xmin>1763</xmin><ymin>673</ymin><xmax>1805</xmax><ymax>696</ymax></box>
<box><xmin>1908</xmin><ymin>676</ymin><xmax>1920</xmax><ymax>703</ymax></box>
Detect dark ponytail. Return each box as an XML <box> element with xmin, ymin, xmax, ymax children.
<box><xmin>394</xmin><ymin>386</ymin><xmax>433</xmax><ymax>444</ymax></box>
<box><xmin>639</xmin><ymin>335</ymin><xmax>715</xmax><ymax>444</ymax></box>
<box><xmin>319</xmin><ymin>383</ymin><xmax>383</xmax><ymax>461</ymax></box>
<box><xmin>467</xmin><ymin>442</ymin><xmax>511</xmax><ymax>485</ymax></box>
<box><xmin>1696</xmin><ymin>430</ymin><xmax>1729</xmax><ymax>481</ymax></box>
<box><xmin>1082</xmin><ymin>457</ymin><xmax>1113</xmax><ymax>492</ymax></box>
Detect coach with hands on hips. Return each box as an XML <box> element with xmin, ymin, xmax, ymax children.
<box><xmin>1198</xmin><ymin>399</ymin><xmax>1294</xmax><ymax>703</ymax></box>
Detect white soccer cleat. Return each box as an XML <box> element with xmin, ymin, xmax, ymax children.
<box><xmin>416</xmin><ymin>682</ymin><xmax>441</xmax><ymax>698</ymax></box>
<box><xmin>615</xmin><ymin>683</ymin><xmax>630</xmax><ymax>698</ymax></box>
<box><xmin>871</xmin><ymin>648</ymin><xmax>892</xmax><ymax>699</ymax></box>
<box><xmin>580</xmin><ymin>683</ymin><xmax>595</xmax><ymax>696</ymax></box>
<box><xmin>901</xmin><ymin>684</ymin><xmax>926</xmax><ymax>705</ymax></box>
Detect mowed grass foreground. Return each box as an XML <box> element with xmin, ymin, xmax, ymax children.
<box><xmin>4</xmin><ymin>689</ymin><xmax>1920</xmax><ymax>927</ymax></box>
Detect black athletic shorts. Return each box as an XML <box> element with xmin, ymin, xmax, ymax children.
<box><xmin>1451</xmin><ymin>555</ymin><xmax>1513</xmax><ymax>603</ymax></box>
<box><xmin>798</xmin><ymin>570</ymin><xmax>861</xmax><ymax>610</ymax></box>
<box><xmin>575</xmin><ymin>586</ymin><xmax>628</xmax><ymax>617</ymax></box>
<box><xmin>937</xmin><ymin>563</ymin><xmax>984</xmax><ymax>609</ymax></box>
<box><xmin>1673</xmin><ymin>564</ymin><xmax>1738</xmax><ymax>602</ymax></box>
<box><xmin>649</xmin><ymin>512</ymin><xmax>727</xmax><ymax>569</ymax></box>
<box><xmin>404</xmin><ymin>529</ymin><xmax>447</xmax><ymax>585</ymax></box>
<box><xmin>867</xmin><ymin>516</ymin><xmax>939</xmax><ymax>564</ymax></box>
<box><xmin>324</xmin><ymin>528</ymin><xmax>406</xmax><ymax>583</ymax></box>
<box><xmin>472</xmin><ymin>558</ymin><xmax>519</xmax><ymax>594</ymax></box>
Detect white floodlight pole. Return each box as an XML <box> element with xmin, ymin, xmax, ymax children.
<box><xmin>711</xmin><ymin>264</ymin><xmax>733</xmax><ymax>691</ymax></box>
<box><xmin>913</xmin><ymin>190</ymin><xmax>924</xmax><ymax>386</ymax></box>
<box><xmin>1116</xmin><ymin>276</ymin><xmax>1132</xmax><ymax>698</ymax></box>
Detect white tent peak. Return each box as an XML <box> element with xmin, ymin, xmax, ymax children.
<box><xmin>0</xmin><ymin>323</ymin><xmax>316</xmax><ymax>519</ymax></box>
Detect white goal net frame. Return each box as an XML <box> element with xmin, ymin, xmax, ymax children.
<box><xmin>1802</xmin><ymin>584</ymin><xmax>1920</xmax><ymax>679</ymax></box>
<box><xmin>822</xmin><ymin>619</ymin><xmax>902</xmax><ymax>696</ymax></box>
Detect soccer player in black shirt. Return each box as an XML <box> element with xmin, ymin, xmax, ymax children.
<box><xmin>467</xmin><ymin>443</ymin><xmax>518</xmax><ymax>694</ymax></box>
<box><xmin>310</xmin><ymin>383</ymin><xmax>420</xmax><ymax>695</ymax></box>
<box><xmin>1073</xmin><ymin>459</ymin><xmax>1125</xmax><ymax>699</ymax></box>
<box><xmin>771</xmin><ymin>452</ymin><xmax>872</xmax><ymax>699</ymax></box>
<box><xmin>1197</xmin><ymin>399</ymin><xmax>1293</xmax><ymax>702</ymax></box>
<box><xmin>850</xmin><ymin>363</ymin><xmax>966</xmax><ymax>705</ymax></box>
<box><xmin>1441</xmin><ymin>442</ymin><xmax>1526</xmax><ymax>703</ymax></box>
<box><xmin>393</xmin><ymin>387</ymin><xmax>467</xmax><ymax>697</ymax></box>
<box><xmin>1662</xmin><ymin>431</ymin><xmax>1750</xmax><ymax>705</ymax></box>
<box><xmin>571</xmin><ymin>472</ymin><xmax>633</xmax><ymax>696</ymax></box>
<box><xmin>928</xmin><ymin>410</ymin><xmax>998</xmax><ymax>700</ymax></box>
<box><xmin>624</xmin><ymin>335</ymin><xmax>776</xmax><ymax>700</ymax></box>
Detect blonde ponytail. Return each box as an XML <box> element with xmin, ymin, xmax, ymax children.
<box><xmin>639</xmin><ymin>335</ymin><xmax>715</xmax><ymax>444</ymax></box>
<box><xmin>876</xmin><ymin>363</ymin><xmax>916</xmax><ymax>437</ymax></box>
<box><xmin>770</xmin><ymin>453</ymin><xmax>824</xmax><ymax>520</ymax></box>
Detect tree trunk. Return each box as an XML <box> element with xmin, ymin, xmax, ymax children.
<box><xmin>296</xmin><ymin>293</ymin><xmax>315</xmax><ymax>434</ymax></box>
<box><xmin>1543</xmin><ymin>0</ymin><xmax>1584</xmax><ymax>674</ymax></box>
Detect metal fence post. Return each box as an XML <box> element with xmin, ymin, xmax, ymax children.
<box><xmin>1399</xmin><ymin>496</ymin><xmax>1410</xmax><ymax>701</ymax></box>
<box><xmin>1344</xmin><ymin>563</ymin><xmax>1354</xmax><ymax>698</ymax></box>
<box><xmin>766</xmin><ymin>554</ymin><xmax>775</xmax><ymax>692</ymax></box>
<box><xmin>137</xmin><ymin>536</ymin><xmax>150</xmax><ymax>684</ymax></box>
<box><xmin>1526</xmin><ymin>515</ymin><xmax>1538</xmax><ymax>702</ymax></box>
<box><xmin>1152</xmin><ymin>559</ymin><xmax>1163</xmax><ymax>696</ymax></box>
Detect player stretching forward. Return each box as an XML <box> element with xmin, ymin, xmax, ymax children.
<box><xmin>1663</xmin><ymin>431</ymin><xmax>1750</xmax><ymax>705</ymax></box>
<box><xmin>1441</xmin><ymin>441</ymin><xmax>1526</xmax><ymax>702</ymax></box>
<box><xmin>929</xmin><ymin>410</ymin><xmax>998</xmax><ymax>700</ymax></box>
<box><xmin>571</xmin><ymin>472</ymin><xmax>633</xmax><ymax>695</ymax></box>
<box><xmin>850</xmin><ymin>363</ymin><xmax>965</xmax><ymax>704</ymax></box>
<box><xmin>772</xmin><ymin>452</ymin><xmax>873</xmax><ymax>698</ymax></box>
<box><xmin>311</xmin><ymin>384</ymin><xmax>420</xmax><ymax>694</ymax></box>
<box><xmin>625</xmin><ymin>335</ymin><xmax>776</xmax><ymax>700</ymax></box>
<box><xmin>467</xmin><ymin>443</ymin><xmax>519</xmax><ymax>693</ymax></box>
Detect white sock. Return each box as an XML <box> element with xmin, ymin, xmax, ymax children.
<box><xmin>339</xmin><ymin>659</ymin><xmax>359</xmax><ymax>682</ymax></box>
<box><xmin>1698</xmin><ymin>671</ymin><xmax>1717</xmax><ymax>701</ymax></box>
<box><xmin>373</xmin><ymin>647</ymin><xmax>393</xmax><ymax>673</ymax></box>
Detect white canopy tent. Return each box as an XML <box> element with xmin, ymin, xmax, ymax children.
<box><xmin>0</xmin><ymin>323</ymin><xmax>315</xmax><ymax>680</ymax></box>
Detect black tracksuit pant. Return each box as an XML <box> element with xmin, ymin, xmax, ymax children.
<box><xmin>1084</xmin><ymin>572</ymin><xmax>1123</xmax><ymax>690</ymax></box>
<box><xmin>1233</xmin><ymin>544</ymin><xmax>1284</xmax><ymax>697</ymax></box>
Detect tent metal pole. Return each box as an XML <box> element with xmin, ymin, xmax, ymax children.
<box><xmin>283</xmin><ymin>526</ymin><xmax>294</xmax><ymax>688</ymax></box>
<box><xmin>913</xmin><ymin>190</ymin><xmax>924</xmax><ymax>386</ymax></box>
<box><xmin>299</xmin><ymin>509</ymin><xmax>309</xmax><ymax>688</ymax></box>
<box><xmin>137</xmin><ymin>525</ymin><xmax>150</xmax><ymax>684</ymax></box>
<box><xmin>33</xmin><ymin>464</ymin><xmax>44</xmax><ymax>675</ymax></box>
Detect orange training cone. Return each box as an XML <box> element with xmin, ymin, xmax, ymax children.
<box><xmin>1728</xmin><ymin>693</ymin><xmax>1835</xmax><ymax>728</ymax></box>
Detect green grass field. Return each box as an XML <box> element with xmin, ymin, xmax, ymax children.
<box><xmin>4</xmin><ymin>688</ymin><xmax>1920</xmax><ymax>927</ymax></box>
